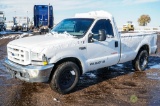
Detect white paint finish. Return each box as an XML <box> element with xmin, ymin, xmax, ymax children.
<box><xmin>7</xmin><ymin>44</ymin><xmax>31</xmax><ymax>65</ymax></box>
<box><xmin>49</xmin><ymin>45</ymin><xmax>88</xmax><ymax>73</ymax></box>
<box><xmin>6</xmin><ymin>11</ymin><xmax>158</xmax><ymax>74</ymax></box>
<box><xmin>119</xmin><ymin>33</ymin><xmax>157</xmax><ymax>63</ymax></box>
<box><xmin>119</xmin><ymin>35</ymin><xmax>143</xmax><ymax>63</ymax></box>
<box><xmin>87</xmin><ymin>37</ymin><xmax>120</xmax><ymax>70</ymax></box>
<box><xmin>75</xmin><ymin>10</ymin><xmax>113</xmax><ymax>20</ymax></box>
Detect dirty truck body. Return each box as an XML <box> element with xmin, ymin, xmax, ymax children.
<box><xmin>4</xmin><ymin>11</ymin><xmax>157</xmax><ymax>94</ymax></box>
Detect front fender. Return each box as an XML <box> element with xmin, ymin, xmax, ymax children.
<box><xmin>49</xmin><ymin>50</ymin><xmax>88</xmax><ymax>74</ymax></box>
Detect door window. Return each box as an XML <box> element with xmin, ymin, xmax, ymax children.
<box><xmin>91</xmin><ymin>19</ymin><xmax>114</xmax><ymax>40</ymax></box>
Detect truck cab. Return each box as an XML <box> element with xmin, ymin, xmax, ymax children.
<box><xmin>34</xmin><ymin>5</ymin><xmax>54</xmax><ymax>33</ymax></box>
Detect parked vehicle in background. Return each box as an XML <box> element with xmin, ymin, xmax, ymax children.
<box><xmin>4</xmin><ymin>11</ymin><xmax>157</xmax><ymax>94</ymax></box>
<box><xmin>0</xmin><ymin>11</ymin><xmax>6</xmax><ymax>31</ymax></box>
<box><xmin>22</xmin><ymin>23</ymin><xmax>28</xmax><ymax>32</ymax></box>
<box><xmin>5</xmin><ymin>21</ymin><xmax>14</xmax><ymax>30</ymax></box>
<box><xmin>12</xmin><ymin>17</ymin><xmax>30</xmax><ymax>32</ymax></box>
<box><xmin>34</xmin><ymin>5</ymin><xmax>54</xmax><ymax>33</ymax></box>
<box><xmin>123</xmin><ymin>21</ymin><xmax>134</xmax><ymax>31</ymax></box>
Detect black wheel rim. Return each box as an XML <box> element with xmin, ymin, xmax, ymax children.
<box><xmin>59</xmin><ymin>68</ymin><xmax>76</xmax><ymax>90</ymax></box>
<box><xmin>139</xmin><ymin>52</ymin><xmax>148</xmax><ymax>69</ymax></box>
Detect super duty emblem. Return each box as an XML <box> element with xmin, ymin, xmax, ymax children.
<box><xmin>90</xmin><ymin>60</ymin><xmax>105</xmax><ymax>66</ymax></box>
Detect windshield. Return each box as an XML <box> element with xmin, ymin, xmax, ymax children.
<box><xmin>51</xmin><ymin>18</ymin><xmax>94</xmax><ymax>36</ymax></box>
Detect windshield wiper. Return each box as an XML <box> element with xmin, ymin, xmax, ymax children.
<box><xmin>50</xmin><ymin>31</ymin><xmax>58</xmax><ymax>35</ymax></box>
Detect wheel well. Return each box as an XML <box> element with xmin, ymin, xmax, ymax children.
<box><xmin>49</xmin><ymin>57</ymin><xmax>83</xmax><ymax>82</ymax></box>
<box><xmin>139</xmin><ymin>45</ymin><xmax>149</xmax><ymax>54</ymax></box>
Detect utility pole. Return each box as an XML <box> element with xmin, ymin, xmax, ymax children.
<box><xmin>27</xmin><ymin>11</ymin><xmax>28</xmax><ymax>27</ymax></box>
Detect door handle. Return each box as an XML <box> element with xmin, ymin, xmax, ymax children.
<box><xmin>115</xmin><ymin>41</ymin><xmax>118</xmax><ymax>47</ymax></box>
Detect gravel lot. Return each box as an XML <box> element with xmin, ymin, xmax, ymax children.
<box><xmin>0</xmin><ymin>33</ymin><xmax>160</xmax><ymax>106</ymax></box>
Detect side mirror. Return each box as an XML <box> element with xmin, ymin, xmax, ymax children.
<box><xmin>88</xmin><ymin>33</ymin><xmax>94</xmax><ymax>43</ymax></box>
<box><xmin>4</xmin><ymin>17</ymin><xmax>6</xmax><ymax>20</ymax></box>
<box><xmin>98</xmin><ymin>29</ymin><xmax>106</xmax><ymax>41</ymax></box>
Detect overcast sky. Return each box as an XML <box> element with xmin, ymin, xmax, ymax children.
<box><xmin>0</xmin><ymin>0</ymin><xmax>160</xmax><ymax>27</ymax></box>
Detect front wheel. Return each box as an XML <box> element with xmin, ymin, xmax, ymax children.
<box><xmin>50</xmin><ymin>62</ymin><xmax>80</xmax><ymax>94</ymax></box>
<box><xmin>132</xmin><ymin>50</ymin><xmax>149</xmax><ymax>71</ymax></box>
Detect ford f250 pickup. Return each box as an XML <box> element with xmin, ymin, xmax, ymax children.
<box><xmin>4</xmin><ymin>11</ymin><xmax>157</xmax><ymax>94</ymax></box>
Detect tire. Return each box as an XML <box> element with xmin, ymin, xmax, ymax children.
<box><xmin>50</xmin><ymin>62</ymin><xmax>80</xmax><ymax>94</ymax></box>
<box><xmin>132</xmin><ymin>50</ymin><xmax>148</xmax><ymax>71</ymax></box>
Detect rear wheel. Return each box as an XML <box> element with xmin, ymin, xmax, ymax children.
<box><xmin>132</xmin><ymin>50</ymin><xmax>148</xmax><ymax>71</ymax></box>
<box><xmin>50</xmin><ymin>62</ymin><xmax>80</xmax><ymax>94</ymax></box>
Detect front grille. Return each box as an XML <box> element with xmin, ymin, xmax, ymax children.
<box><xmin>7</xmin><ymin>45</ymin><xmax>30</xmax><ymax>65</ymax></box>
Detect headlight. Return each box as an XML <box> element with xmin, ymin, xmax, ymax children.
<box><xmin>31</xmin><ymin>52</ymin><xmax>42</xmax><ymax>60</ymax></box>
<box><xmin>31</xmin><ymin>52</ymin><xmax>48</xmax><ymax>66</ymax></box>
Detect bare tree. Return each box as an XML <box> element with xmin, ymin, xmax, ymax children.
<box><xmin>138</xmin><ymin>15</ymin><xmax>151</xmax><ymax>26</ymax></box>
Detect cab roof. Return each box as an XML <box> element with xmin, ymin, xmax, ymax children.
<box><xmin>74</xmin><ymin>10</ymin><xmax>113</xmax><ymax>20</ymax></box>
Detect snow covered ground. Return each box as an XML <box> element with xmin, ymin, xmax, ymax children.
<box><xmin>0</xmin><ymin>33</ymin><xmax>33</xmax><ymax>39</ymax></box>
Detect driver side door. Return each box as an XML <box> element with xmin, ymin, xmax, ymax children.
<box><xmin>87</xmin><ymin>19</ymin><xmax>120</xmax><ymax>70</ymax></box>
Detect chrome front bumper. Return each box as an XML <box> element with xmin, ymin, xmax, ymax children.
<box><xmin>3</xmin><ymin>58</ymin><xmax>54</xmax><ymax>82</ymax></box>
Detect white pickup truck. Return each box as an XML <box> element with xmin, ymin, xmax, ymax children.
<box><xmin>4</xmin><ymin>11</ymin><xmax>157</xmax><ymax>94</ymax></box>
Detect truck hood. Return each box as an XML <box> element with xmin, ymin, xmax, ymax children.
<box><xmin>8</xmin><ymin>33</ymin><xmax>78</xmax><ymax>53</ymax></box>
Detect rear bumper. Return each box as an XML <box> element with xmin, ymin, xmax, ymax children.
<box><xmin>3</xmin><ymin>58</ymin><xmax>54</xmax><ymax>82</ymax></box>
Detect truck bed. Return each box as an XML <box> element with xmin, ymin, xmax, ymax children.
<box><xmin>119</xmin><ymin>32</ymin><xmax>157</xmax><ymax>63</ymax></box>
